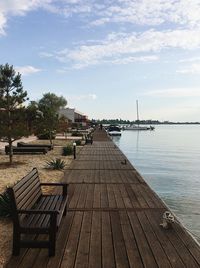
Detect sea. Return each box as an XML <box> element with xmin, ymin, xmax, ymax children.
<box><xmin>112</xmin><ymin>124</ymin><xmax>200</xmax><ymax>241</ymax></box>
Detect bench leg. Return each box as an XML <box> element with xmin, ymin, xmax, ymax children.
<box><xmin>63</xmin><ymin>205</ymin><xmax>67</xmax><ymax>216</ymax></box>
<box><xmin>49</xmin><ymin>214</ymin><xmax>57</xmax><ymax>257</ymax></box>
<box><xmin>13</xmin><ymin>229</ymin><xmax>20</xmax><ymax>256</ymax></box>
<box><xmin>49</xmin><ymin>231</ymin><xmax>56</xmax><ymax>257</ymax></box>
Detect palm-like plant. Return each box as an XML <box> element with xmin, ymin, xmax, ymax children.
<box><xmin>0</xmin><ymin>190</ymin><xmax>11</xmax><ymax>217</ymax></box>
<box><xmin>46</xmin><ymin>158</ymin><xmax>66</xmax><ymax>170</ymax></box>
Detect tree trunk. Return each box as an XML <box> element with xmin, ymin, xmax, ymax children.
<box><xmin>8</xmin><ymin>140</ymin><xmax>13</xmax><ymax>165</ymax></box>
<box><xmin>49</xmin><ymin>131</ymin><xmax>52</xmax><ymax>146</ymax></box>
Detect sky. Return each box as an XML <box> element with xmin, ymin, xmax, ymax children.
<box><xmin>1</xmin><ymin>0</ymin><xmax>200</xmax><ymax>121</ymax></box>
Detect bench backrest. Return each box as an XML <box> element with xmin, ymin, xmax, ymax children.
<box><xmin>8</xmin><ymin>168</ymin><xmax>42</xmax><ymax>224</ymax></box>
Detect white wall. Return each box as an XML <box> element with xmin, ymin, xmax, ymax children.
<box><xmin>59</xmin><ymin>108</ymin><xmax>75</xmax><ymax>122</ymax></box>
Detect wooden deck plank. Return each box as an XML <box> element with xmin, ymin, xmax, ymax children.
<box><xmin>65</xmin><ymin>169</ymin><xmax>142</xmax><ymax>184</ymax></box>
<box><xmin>153</xmin><ymin>211</ymin><xmax>200</xmax><ymax>268</ymax></box>
<box><xmin>76</xmin><ymin>154</ymin><xmax>125</xmax><ymax>161</ymax></box>
<box><xmin>124</xmin><ymin>184</ymin><xmax>140</xmax><ymax>208</ymax></box>
<box><xmin>119</xmin><ymin>211</ymin><xmax>144</xmax><ymax>268</ymax></box>
<box><xmin>173</xmin><ymin>221</ymin><xmax>200</xmax><ymax>265</ymax></box>
<box><xmin>85</xmin><ymin>184</ymin><xmax>95</xmax><ymax>208</ymax></box>
<box><xmin>100</xmin><ymin>184</ymin><xmax>109</xmax><ymax>208</ymax></box>
<box><xmin>68</xmin><ymin>184</ymin><xmax>82</xmax><ymax>209</ymax></box>
<box><xmin>77</xmin><ymin>184</ymin><xmax>87</xmax><ymax>208</ymax></box>
<box><xmin>74</xmin><ymin>211</ymin><xmax>92</xmax><ymax>268</ymax></box>
<box><xmin>145</xmin><ymin>210</ymin><xmax>187</xmax><ymax>268</ymax></box>
<box><xmin>69</xmin><ymin>160</ymin><xmax>134</xmax><ymax>170</ymax></box>
<box><xmin>107</xmin><ymin>184</ymin><xmax>117</xmax><ymax>208</ymax></box>
<box><xmin>102</xmin><ymin>212</ymin><xmax>115</xmax><ymax>268</ymax></box>
<box><xmin>46</xmin><ymin>212</ymin><xmax>75</xmax><ymax>268</ymax></box>
<box><xmin>89</xmin><ymin>211</ymin><xmax>101</xmax><ymax>268</ymax></box>
<box><xmin>61</xmin><ymin>211</ymin><xmax>84</xmax><ymax>268</ymax></box>
<box><xmin>93</xmin><ymin>184</ymin><xmax>101</xmax><ymax>208</ymax></box>
<box><xmin>112</xmin><ymin>184</ymin><xmax>125</xmax><ymax>208</ymax></box>
<box><xmin>137</xmin><ymin>210</ymin><xmax>172</xmax><ymax>267</ymax></box>
<box><xmin>128</xmin><ymin>211</ymin><xmax>158</xmax><ymax>268</ymax></box>
<box><xmin>131</xmin><ymin>184</ymin><xmax>149</xmax><ymax>208</ymax></box>
<box><xmin>118</xmin><ymin>184</ymin><xmax>133</xmax><ymax>209</ymax></box>
<box><xmin>110</xmin><ymin>211</ymin><xmax>130</xmax><ymax>268</ymax></box>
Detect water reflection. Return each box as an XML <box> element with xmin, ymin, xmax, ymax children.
<box><xmin>114</xmin><ymin>125</ymin><xmax>200</xmax><ymax>240</ymax></box>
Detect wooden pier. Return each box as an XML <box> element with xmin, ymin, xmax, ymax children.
<box><xmin>7</xmin><ymin>129</ymin><xmax>200</xmax><ymax>267</ymax></box>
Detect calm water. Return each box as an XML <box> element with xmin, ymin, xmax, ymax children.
<box><xmin>113</xmin><ymin>125</ymin><xmax>200</xmax><ymax>240</ymax></box>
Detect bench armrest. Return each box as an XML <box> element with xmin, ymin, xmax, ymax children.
<box><xmin>40</xmin><ymin>182</ymin><xmax>68</xmax><ymax>186</ymax></box>
<box><xmin>40</xmin><ymin>182</ymin><xmax>68</xmax><ymax>196</ymax></box>
<box><xmin>17</xmin><ymin>209</ymin><xmax>59</xmax><ymax>215</ymax></box>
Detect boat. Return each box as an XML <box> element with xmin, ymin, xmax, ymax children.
<box><xmin>125</xmin><ymin>100</ymin><xmax>155</xmax><ymax>131</ymax></box>
<box><xmin>125</xmin><ymin>124</ymin><xmax>154</xmax><ymax>130</ymax></box>
<box><xmin>107</xmin><ymin>125</ymin><xmax>122</xmax><ymax>136</ymax></box>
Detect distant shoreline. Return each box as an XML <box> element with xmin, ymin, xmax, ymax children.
<box><xmin>95</xmin><ymin>121</ymin><xmax>200</xmax><ymax>125</ymax></box>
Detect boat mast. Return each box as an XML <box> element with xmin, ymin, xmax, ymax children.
<box><xmin>136</xmin><ymin>100</ymin><xmax>139</xmax><ymax>127</ymax></box>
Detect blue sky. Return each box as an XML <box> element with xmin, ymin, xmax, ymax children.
<box><xmin>1</xmin><ymin>0</ymin><xmax>200</xmax><ymax>121</ymax></box>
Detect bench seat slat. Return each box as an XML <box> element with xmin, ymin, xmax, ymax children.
<box><xmin>20</xmin><ymin>195</ymin><xmax>67</xmax><ymax>230</ymax></box>
<box><xmin>13</xmin><ymin>169</ymin><xmax>38</xmax><ymax>192</ymax></box>
<box><xmin>31</xmin><ymin>196</ymin><xmax>58</xmax><ymax>228</ymax></box>
<box><xmin>19</xmin><ymin>187</ymin><xmax>41</xmax><ymax>210</ymax></box>
<box><xmin>15</xmin><ymin>173</ymin><xmax>39</xmax><ymax>198</ymax></box>
<box><xmin>22</xmin><ymin>196</ymin><xmax>52</xmax><ymax>227</ymax></box>
<box><xmin>16</xmin><ymin>179</ymin><xmax>41</xmax><ymax>206</ymax></box>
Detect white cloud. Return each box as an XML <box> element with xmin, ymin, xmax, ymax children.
<box><xmin>68</xmin><ymin>93</ymin><xmax>97</xmax><ymax>101</ymax></box>
<box><xmin>1</xmin><ymin>0</ymin><xmax>200</xmax><ymax>36</ymax></box>
<box><xmin>177</xmin><ymin>63</ymin><xmax>200</xmax><ymax>74</ymax></box>
<box><xmin>179</xmin><ymin>57</ymin><xmax>200</xmax><ymax>63</ymax></box>
<box><xmin>51</xmin><ymin>28</ymin><xmax>200</xmax><ymax>68</ymax></box>
<box><xmin>143</xmin><ymin>88</ymin><xmax>200</xmax><ymax>98</ymax></box>
<box><xmin>91</xmin><ymin>0</ymin><xmax>200</xmax><ymax>27</ymax></box>
<box><xmin>15</xmin><ymin>65</ymin><xmax>42</xmax><ymax>76</ymax></box>
<box><xmin>0</xmin><ymin>0</ymin><xmax>53</xmax><ymax>35</ymax></box>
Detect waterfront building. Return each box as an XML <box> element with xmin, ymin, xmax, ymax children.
<box><xmin>59</xmin><ymin>107</ymin><xmax>89</xmax><ymax>127</ymax></box>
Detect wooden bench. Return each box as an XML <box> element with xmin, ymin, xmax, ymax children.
<box><xmin>5</xmin><ymin>146</ymin><xmax>48</xmax><ymax>155</ymax></box>
<box><xmin>17</xmin><ymin>142</ymin><xmax>53</xmax><ymax>150</ymax></box>
<box><xmin>7</xmin><ymin>168</ymin><xmax>68</xmax><ymax>256</ymax></box>
<box><xmin>85</xmin><ymin>135</ymin><xmax>93</xmax><ymax>145</ymax></box>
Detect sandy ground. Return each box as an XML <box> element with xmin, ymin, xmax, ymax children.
<box><xmin>0</xmin><ymin>138</ymin><xmax>82</xmax><ymax>268</ymax></box>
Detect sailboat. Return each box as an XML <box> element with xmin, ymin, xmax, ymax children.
<box><xmin>125</xmin><ymin>100</ymin><xmax>155</xmax><ymax>131</ymax></box>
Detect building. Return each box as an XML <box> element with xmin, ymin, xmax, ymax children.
<box><xmin>59</xmin><ymin>108</ymin><xmax>89</xmax><ymax>127</ymax></box>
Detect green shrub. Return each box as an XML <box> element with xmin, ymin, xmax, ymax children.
<box><xmin>37</xmin><ymin>131</ymin><xmax>56</xmax><ymax>140</ymax></box>
<box><xmin>71</xmin><ymin>132</ymin><xmax>83</xmax><ymax>137</ymax></box>
<box><xmin>75</xmin><ymin>140</ymin><xmax>82</xmax><ymax>146</ymax></box>
<box><xmin>46</xmin><ymin>158</ymin><xmax>66</xmax><ymax>170</ymax></box>
<box><xmin>0</xmin><ymin>190</ymin><xmax>11</xmax><ymax>218</ymax></box>
<box><xmin>62</xmin><ymin>145</ymin><xmax>73</xmax><ymax>156</ymax></box>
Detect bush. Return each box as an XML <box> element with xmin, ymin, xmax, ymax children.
<box><xmin>37</xmin><ymin>131</ymin><xmax>56</xmax><ymax>140</ymax></box>
<box><xmin>62</xmin><ymin>145</ymin><xmax>73</xmax><ymax>156</ymax></box>
<box><xmin>46</xmin><ymin>158</ymin><xmax>66</xmax><ymax>170</ymax></box>
<box><xmin>71</xmin><ymin>132</ymin><xmax>83</xmax><ymax>137</ymax></box>
<box><xmin>75</xmin><ymin>140</ymin><xmax>82</xmax><ymax>146</ymax></box>
<box><xmin>0</xmin><ymin>190</ymin><xmax>11</xmax><ymax>218</ymax></box>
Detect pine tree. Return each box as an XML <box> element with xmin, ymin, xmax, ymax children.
<box><xmin>0</xmin><ymin>64</ymin><xmax>29</xmax><ymax>164</ymax></box>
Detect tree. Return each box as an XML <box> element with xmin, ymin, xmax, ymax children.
<box><xmin>57</xmin><ymin>115</ymin><xmax>71</xmax><ymax>133</ymax></box>
<box><xmin>38</xmin><ymin>93</ymin><xmax>67</xmax><ymax>111</ymax></box>
<box><xmin>34</xmin><ymin>93</ymin><xmax>67</xmax><ymax>145</ymax></box>
<box><xmin>0</xmin><ymin>63</ymin><xmax>29</xmax><ymax>164</ymax></box>
<box><xmin>26</xmin><ymin>101</ymin><xmax>43</xmax><ymax>132</ymax></box>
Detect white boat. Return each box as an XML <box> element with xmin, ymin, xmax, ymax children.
<box><xmin>125</xmin><ymin>124</ymin><xmax>154</xmax><ymax>130</ymax></box>
<box><xmin>107</xmin><ymin>125</ymin><xmax>122</xmax><ymax>136</ymax></box>
<box><xmin>125</xmin><ymin>100</ymin><xmax>155</xmax><ymax>131</ymax></box>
